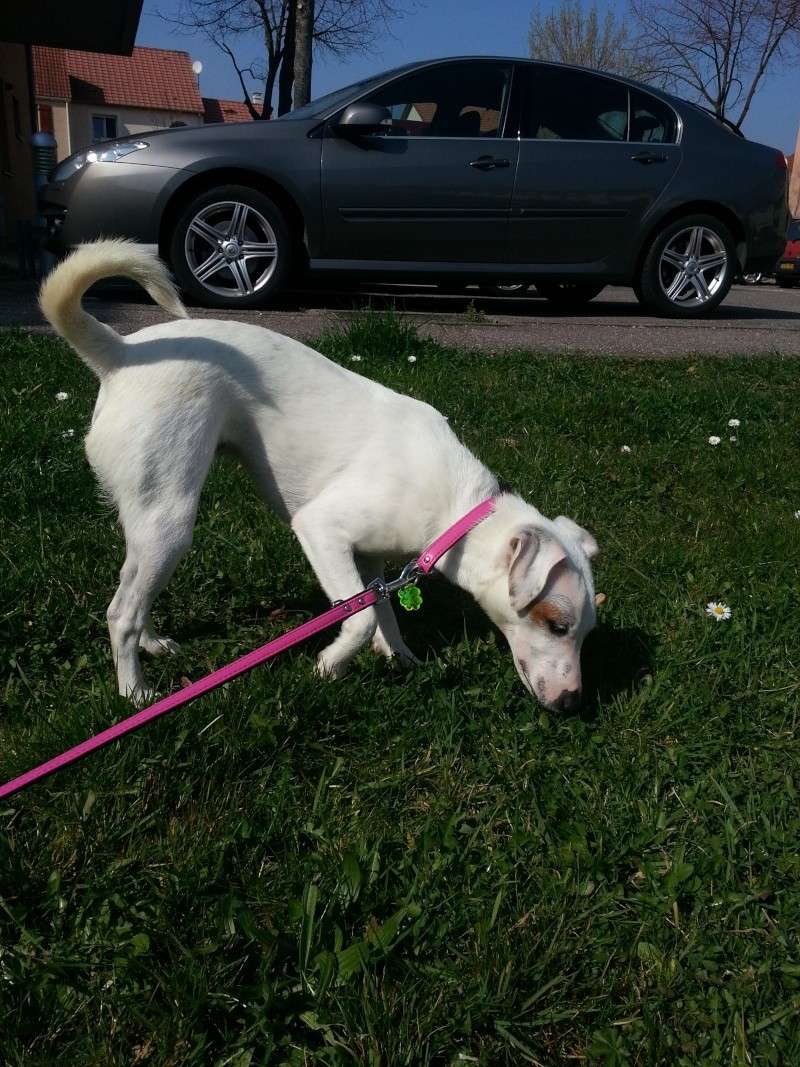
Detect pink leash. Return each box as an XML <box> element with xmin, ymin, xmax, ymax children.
<box><xmin>0</xmin><ymin>497</ymin><xmax>497</xmax><ymax>801</ymax></box>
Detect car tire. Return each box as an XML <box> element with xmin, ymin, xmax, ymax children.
<box><xmin>170</xmin><ymin>184</ymin><xmax>293</xmax><ymax>308</ymax></box>
<box><xmin>775</xmin><ymin>277</ymin><xmax>797</xmax><ymax>288</ymax></box>
<box><xmin>637</xmin><ymin>213</ymin><xmax>736</xmax><ymax>318</ymax></box>
<box><xmin>535</xmin><ymin>281</ymin><xmax>605</xmax><ymax>307</ymax></box>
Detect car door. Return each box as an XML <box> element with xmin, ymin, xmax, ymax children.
<box><xmin>509</xmin><ymin>64</ymin><xmax>682</xmax><ymax>266</ymax></box>
<box><xmin>320</xmin><ymin>60</ymin><xmax>519</xmax><ymax>264</ymax></box>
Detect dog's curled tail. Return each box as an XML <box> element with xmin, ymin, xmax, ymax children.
<box><xmin>39</xmin><ymin>238</ymin><xmax>188</xmax><ymax>378</ymax></box>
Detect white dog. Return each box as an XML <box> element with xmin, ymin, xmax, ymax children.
<box><xmin>39</xmin><ymin>240</ymin><xmax>599</xmax><ymax>709</ymax></box>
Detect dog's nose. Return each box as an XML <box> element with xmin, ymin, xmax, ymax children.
<box><xmin>554</xmin><ymin>689</ymin><xmax>581</xmax><ymax>713</ymax></box>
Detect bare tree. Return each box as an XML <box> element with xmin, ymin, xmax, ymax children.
<box><xmin>528</xmin><ymin>0</ymin><xmax>657</xmax><ymax>79</ymax></box>
<box><xmin>630</xmin><ymin>0</ymin><xmax>800</xmax><ymax>125</ymax></box>
<box><xmin>164</xmin><ymin>0</ymin><xmax>412</xmax><ymax>119</ymax></box>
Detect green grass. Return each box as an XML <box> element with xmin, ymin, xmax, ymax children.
<box><xmin>1</xmin><ymin>317</ymin><xmax>800</xmax><ymax>1066</ymax></box>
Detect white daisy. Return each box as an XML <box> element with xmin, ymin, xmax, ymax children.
<box><xmin>61</xmin><ymin>428</ymin><xmax>75</xmax><ymax>438</ymax></box>
<box><xmin>708</xmin><ymin>435</ymin><xmax>721</xmax><ymax>446</ymax></box>
<box><xmin>728</xmin><ymin>418</ymin><xmax>740</xmax><ymax>428</ymax></box>
<box><xmin>407</xmin><ymin>355</ymin><xmax>417</xmax><ymax>363</ymax></box>
<box><xmin>55</xmin><ymin>391</ymin><xmax>69</xmax><ymax>401</ymax></box>
<box><xmin>350</xmin><ymin>354</ymin><xmax>363</xmax><ymax>362</ymax></box>
<box><xmin>620</xmin><ymin>445</ymin><xmax>632</xmax><ymax>454</ymax></box>
<box><xmin>794</xmin><ymin>510</ymin><xmax>800</xmax><ymax>520</ymax></box>
<box><xmin>729</xmin><ymin>436</ymin><xmax>737</xmax><ymax>442</ymax></box>
<box><xmin>706</xmin><ymin>601</ymin><xmax>731</xmax><ymax>621</ymax></box>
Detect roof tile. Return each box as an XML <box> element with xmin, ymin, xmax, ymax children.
<box><xmin>32</xmin><ymin>45</ymin><xmax>204</xmax><ymax>114</ymax></box>
<box><xmin>202</xmin><ymin>97</ymin><xmax>255</xmax><ymax>124</ymax></box>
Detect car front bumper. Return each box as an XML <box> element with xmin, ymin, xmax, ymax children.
<box><xmin>39</xmin><ymin>160</ymin><xmax>184</xmax><ymax>255</ymax></box>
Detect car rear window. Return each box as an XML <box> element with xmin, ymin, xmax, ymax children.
<box><xmin>630</xmin><ymin>89</ymin><xmax>678</xmax><ymax>144</ymax></box>
<box><xmin>526</xmin><ymin>66</ymin><xmax>629</xmax><ymax>141</ymax></box>
<box><xmin>788</xmin><ymin>221</ymin><xmax>800</xmax><ymax>241</ymax></box>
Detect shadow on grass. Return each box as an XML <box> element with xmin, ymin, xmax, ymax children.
<box><xmin>581</xmin><ymin>622</ymin><xmax>656</xmax><ymax>714</ymax></box>
<box><xmin>164</xmin><ymin>579</ymin><xmax>654</xmax><ymax>721</ymax></box>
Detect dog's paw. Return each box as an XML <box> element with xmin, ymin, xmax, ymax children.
<box><xmin>315</xmin><ymin>651</ymin><xmax>348</xmax><ymax>681</ymax></box>
<box><xmin>139</xmin><ymin>632</ymin><xmax>181</xmax><ymax>657</ymax></box>
<box><xmin>372</xmin><ymin>635</ymin><xmax>420</xmax><ymax>668</ymax></box>
<box><xmin>124</xmin><ymin>685</ymin><xmax>156</xmax><ymax>708</ymax></box>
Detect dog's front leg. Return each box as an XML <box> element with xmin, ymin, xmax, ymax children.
<box><xmin>357</xmin><ymin>555</ymin><xmax>420</xmax><ymax>667</ymax></box>
<box><xmin>292</xmin><ymin>505</ymin><xmax>378</xmax><ymax>679</ymax></box>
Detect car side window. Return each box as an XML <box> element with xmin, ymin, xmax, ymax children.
<box><xmin>525</xmin><ymin>67</ymin><xmax>628</xmax><ymax>142</ymax></box>
<box><xmin>630</xmin><ymin>89</ymin><xmax>678</xmax><ymax>144</ymax></box>
<box><xmin>361</xmin><ymin>62</ymin><xmax>513</xmax><ymax>138</ymax></box>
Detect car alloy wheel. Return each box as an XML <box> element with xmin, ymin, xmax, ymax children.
<box><xmin>658</xmin><ymin>225</ymin><xmax>728</xmax><ymax>309</ymax></box>
<box><xmin>637</xmin><ymin>213</ymin><xmax>735</xmax><ymax>318</ymax></box>
<box><xmin>184</xmin><ymin>200</ymin><xmax>278</xmax><ymax>299</ymax></box>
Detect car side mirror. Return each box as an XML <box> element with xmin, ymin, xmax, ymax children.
<box><xmin>336</xmin><ymin>103</ymin><xmax>392</xmax><ymax>135</ymax></box>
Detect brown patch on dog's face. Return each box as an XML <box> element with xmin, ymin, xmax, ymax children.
<box><xmin>529</xmin><ymin>600</ymin><xmax>570</xmax><ymax>629</ymax></box>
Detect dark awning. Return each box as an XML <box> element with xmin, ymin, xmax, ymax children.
<box><xmin>0</xmin><ymin>0</ymin><xmax>143</xmax><ymax>56</ymax></box>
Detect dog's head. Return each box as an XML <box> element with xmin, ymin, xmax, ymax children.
<box><xmin>479</xmin><ymin>512</ymin><xmax>599</xmax><ymax>711</ymax></box>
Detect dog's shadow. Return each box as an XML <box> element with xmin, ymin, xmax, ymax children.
<box><xmin>580</xmin><ymin>622</ymin><xmax>656</xmax><ymax>713</ymax></box>
<box><xmin>365</xmin><ymin>578</ymin><xmax>656</xmax><ymax>714</ymax></box>
<box><xmin>169</xmin><ymin>574</ymin><xmax>655</xmax><ymax>716</ymax></box>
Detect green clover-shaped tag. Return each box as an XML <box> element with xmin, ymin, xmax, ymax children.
<box><xmin>397</xmin><ymin>585</ymin><xmax>423</xmax><ymax>612</ymax></box>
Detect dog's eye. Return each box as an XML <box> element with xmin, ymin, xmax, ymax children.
<box><xmin>548</xmin><ymin>620</ymin><xmax>569</xmax><ymax>637</ymax></box>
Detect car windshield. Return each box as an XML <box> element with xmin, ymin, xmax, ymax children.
<box><xmin>275</xmin><ymin>63</ymin><xmax>419</xmax><ymax>121</ymax></box>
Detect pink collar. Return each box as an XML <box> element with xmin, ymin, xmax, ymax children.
<box><xmin>417</xmin><ymin>496</ymin><xmax>497</xmax><ymax>573</ymax></box>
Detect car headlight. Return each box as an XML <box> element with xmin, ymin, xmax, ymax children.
<box><xmin>51</xmin><ymin>141</ymin><xmax>149</xmax><ymax>181</ymax></box>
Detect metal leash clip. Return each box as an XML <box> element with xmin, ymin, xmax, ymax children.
<box><xmin>367</xmin><ymin>559</ymin><xmax>422</xmax><ymax>600</ymax></box>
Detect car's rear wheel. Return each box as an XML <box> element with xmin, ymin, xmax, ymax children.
<box><xmin>535</xmin><ymin>281</ymin><xmax>605</xmax><ymax>307</ymax></box>
<box><xmin>776</xmin><ymin>276</ymin><xmax>797</xmax><ymax>288</ymax></box>
<box><xmin>637</xmin><ymin>214</ymin><xmax>735</xmax><ymax>318</ymax></box>
<box><xmin>170</xmin><ymin>184</ymin><xmax>292</xmax><ymax>308</ymax></box>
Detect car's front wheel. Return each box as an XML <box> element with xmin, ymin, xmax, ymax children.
<box><xmin>170</xmin><ymin>184</ymin><xmax>292</xmax><ymax>308</ymax></box>
<box><xmin>637</xmin><ymin>214</ymin><xmax>735</xmax><ymax>318</ymax></box>
<box><xmin>535</xmin><ymin>281</ymin><xmax>605</xmax><ymax>308</ymax></box>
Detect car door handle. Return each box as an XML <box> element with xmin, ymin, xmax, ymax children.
<box><xmin>631</xmin><ymin>151</ymin><xmax>668</xmax><ymax>165</ymax></box>
<box><xmin>469</xmin><ymin>155</ymin><xmax>511</xmax><ymax>171</ymax></box>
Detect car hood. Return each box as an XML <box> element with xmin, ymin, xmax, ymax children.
<box><xmin>115</xmin><ymin>117</ymin><xmax>318</xmax><ymax>170</ymax></box>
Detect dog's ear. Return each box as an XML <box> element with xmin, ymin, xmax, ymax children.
<box><xmin>554</xmin><ymin>515</ymin><xmax>600</xmax><ymax>560</ymax></box>
<box><xmin>507</xmin><ymin>527</ymin><xmax>566</xmax><ymax>612</ymax></box>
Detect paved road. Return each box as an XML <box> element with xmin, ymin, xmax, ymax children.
<box><xmin>2</xmin><ymin>276</ymin><xmax>799</xmax><ymax>357</ymax></box>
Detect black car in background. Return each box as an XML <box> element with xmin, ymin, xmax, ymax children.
<box><xmin>41</xmin><ymin>57</ymin><xmax>789</xmax><ymax>318</ymax></box>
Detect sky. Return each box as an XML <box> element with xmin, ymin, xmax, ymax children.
<box><xmin>139</xmin><ymin>0</ymin><xmax>799</xmax><ymax>153</ymax></box>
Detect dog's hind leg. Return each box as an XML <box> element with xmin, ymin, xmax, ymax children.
<box><xmin>356</xmin><ymin>555</ymin><xmax>420</xmax><ymax>667</ymax></box>
<box><xmin>107</xmin><ymin>503</ymin><xmax>196</xmax><ymax>703</ymax></box>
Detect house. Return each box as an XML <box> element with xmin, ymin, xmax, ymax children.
<box><xmin>0</xmin><ymin>0</ymin><xmax>143</xmax><ymax>252</ymax></box>
<box><xmin>32</xmin><ymin>46</ymin><xmax>206</xmax><ymax>162</ymax></box>
<box><xmin>788</xmin><ymin>147</ymin><xmax>798</xmax><ymax>219</ymax></box>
